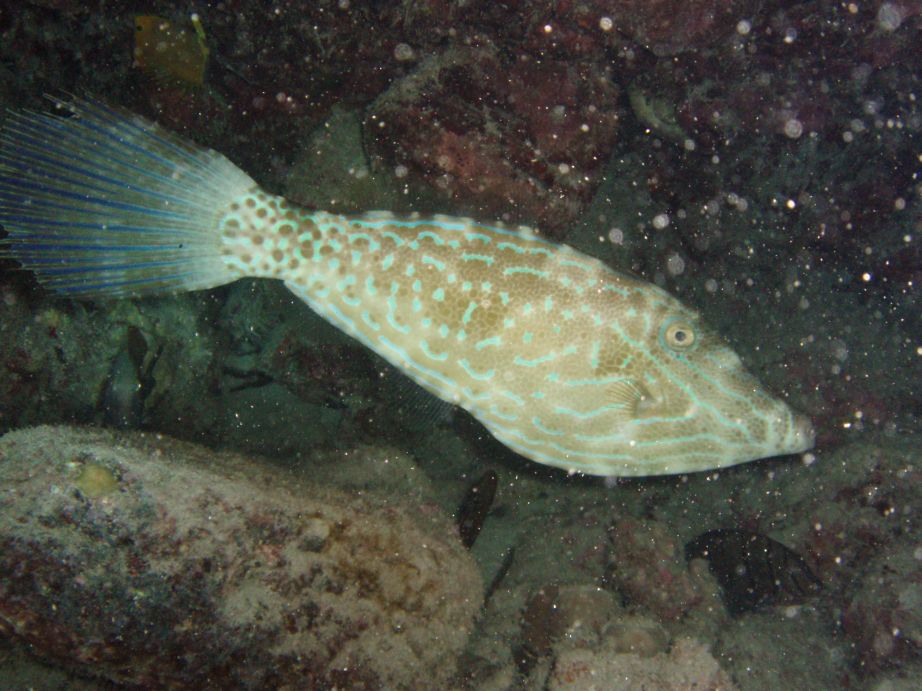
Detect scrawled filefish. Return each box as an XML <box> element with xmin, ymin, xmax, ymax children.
<box><xmin>0</xmin><ymin>97</ymin><xmax>814</xmax><ymax>476</ymax></box>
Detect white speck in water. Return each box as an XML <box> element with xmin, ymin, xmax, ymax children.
<box><xmin>704</xmin><ymin>278</ymin><xmax>718</xmax><ymax>293</ymax></box>
<box><xmin>683</xmin><ymin>138</ymin><xmax>696</xmax><ymax>151</ymax></box>
<box><xmin>831</xmin><ymin>339</ymin><xmax>849</xmax><ymax>361</ymax></box>
<box><xmin>783</xmin><ymin>27</ymin><xmax>797</xmax><ymax>44</ymax></box>
<box><xmin>652</xmin><ymin>213</ymin><xmax>670</xmax><ymax>229</ymax></box>
<box><xmin>863</xmin><ymin>99</ymin><xmax>883</xmax><ymax>116</ymax></box>
<box><xmin>666</xmin><ymin>253</ymin><xmax>685</xmax><ymax>276</ymax></box>
<box><xmin>877</xmin><ymin>3</ymin><xmax>903</xmax><ymax>32</ymax></box>
<box><xmin>393</xmin><ymin>43</ymin><xmax>416</xmax><ymax>62</ymax></box>
<box><xmin>599</xmin><ymin>16</ymin><xmax>613</xmax><ymax>32</ymax></box>
<box><xmin>784</xmin><ymin>118</ymin><xmax>804</xmax><ymax>138</ymax></box>
<box><xmin>608</xmin><ymin>227</ymin><xmax>624</xmax><ymax>245</ymax></box>
<box><xmin>394</xmin><ymin>164</ymin><xmax>409</xmax><ymax>178</ymax></box>
<box><xmin>736</xmin><ymin>20</ymin><xmax>752</xmax><ymax>35</ymax></box>
<box><xmin>558</xmin><ymin>162</ymin><xmax>571</xmax><ymax>175</ymax></box>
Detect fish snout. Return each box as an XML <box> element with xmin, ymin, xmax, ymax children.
<box><xmin>787</xmin><ymin>412</ymin><xmax>816</xmax><ymax>454</ymax></box>
<box><xmin>746</xmin><ymin>395</ymin><xmax>815</xmax><ymax>461</ymax></box>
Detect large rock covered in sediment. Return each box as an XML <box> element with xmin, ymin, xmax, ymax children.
<box><xmin>0</xmin><ymin>426</ymin><xmax>482</xmax><ymax>689</ymax></box>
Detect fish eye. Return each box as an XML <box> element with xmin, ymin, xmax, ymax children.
<box><xmin>661</xmin><ymin>320</ymin><xmax>696</xmax><ymax>350</ymax></box>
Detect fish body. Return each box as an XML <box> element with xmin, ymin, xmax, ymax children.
<box><xmin>0</xmin><ymin>98</ymin><xmax>814</xmax><ymax>476</ymax></box>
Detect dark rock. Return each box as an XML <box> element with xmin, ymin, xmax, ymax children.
<box><xmin>364</xmin><ymin>42</ymin><xmax>620</xmax><ymax>238</ymax></box>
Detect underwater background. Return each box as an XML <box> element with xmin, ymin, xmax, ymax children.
<box><xmin>0</xmin><ymin>0</ymin><xmax>919</xmax><ymax>688</ymax></box>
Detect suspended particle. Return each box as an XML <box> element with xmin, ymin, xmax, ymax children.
<box><xmin>394</xmin><ymin>43</ymin><xmax>416</xmax><ymax>62</ymax></box>
<box><xmin>784</xmin><ymin>118</ymin><xmax>804</xmax><ymax>139</ymax></box>
<box><xmin>877</xmin><ymin>3</ymin><xmax>903</xmax><ymax>31</ymax></box>
<box><xmin>666</xmin><ymin>253</ymin><xmax>685</xmax><ymax>276</ymax></box>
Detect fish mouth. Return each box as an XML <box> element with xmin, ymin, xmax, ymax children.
<box><xmin>785</xmin><ymin>412</ymin><xmax>816</xmax><ymax>454</ymax></box>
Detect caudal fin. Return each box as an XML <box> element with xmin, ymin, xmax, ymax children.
<box><xmin>0</xmin><ymin>96</ymin><xmax>256</xmax><ymax>297</ymax></box>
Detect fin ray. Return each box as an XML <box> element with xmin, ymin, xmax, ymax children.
<box><xmin>0</xmin><ymin>96</ymin><xmax>256</xmax><ymax>296</ymax></box>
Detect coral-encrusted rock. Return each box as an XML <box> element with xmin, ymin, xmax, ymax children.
<box><xmin>0</xmin><ymin>426</ymin><xmax>481</xmax><ymax>689</ymax></box>
<box><xmin>549</xmin><ymin>636</ymin><xmax>736</xmax><ymax>691</ymax></box>
<box><xmin>607</xmin><ymin>518</ymin><xmax>710</xmax><ymax>621</ymax></box>
<box><xmin>364</xmin><ymin>42</ymin><xmax>620</xmax><ymax>238</ymax></box>
<box><xmin>842</xmin><ymin>538</ymin><xmax>922</xmax><ymax>673</ymax></box>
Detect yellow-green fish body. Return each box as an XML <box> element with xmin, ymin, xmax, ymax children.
<box><xmin>0</xmin><ymin>98</ymin><xmax>814</xmax><ymax>476</ymax></box>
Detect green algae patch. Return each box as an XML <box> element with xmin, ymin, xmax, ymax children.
<box><xmin>74</xmin><ymin>462</ymin><xmax>119</xmax><ymax>497</ymax></box>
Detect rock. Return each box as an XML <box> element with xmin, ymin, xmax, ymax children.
<box><xmin>604</xmin><ymin>615</ymin><xmax>669</xmax><ymax>658</ymax></box>
<box><xmin>285</xmin><ymin>106</ymin><xmax>427</xmax><ymax>215</ymax></box>
<box><xmin>607</xmin><ymin>518</ymin><xmax>710</xmax><ymax>621</ymax></box>
<box><xmin>310</xmin><ymin>444</ymin><xmax>440</xmax><ymax>508</ymax></box>
<box><xmin>842</xmin><ymin>537</ymin><xmax>922</xmax><ymax>673</ymax></box>
<box><xmin>518</xmin><ymin>584</ymin><xmax>622</xmax><ymax>671</ymax></box>
<box><xmin>0</xmin><ymin>426</ymin><xmax>481</xmax><ymax>689</ymax></box>
<box><xmin>713</xmin><ymin>608</ymin><xmax>844</xmax><ymax>690</ymax></box>
<box><xmin>364</xmin><ymin>42</ymin><xmax>620</xmax><ymax>238</ymax></box>
<box><xmin>549</xmin><ymin>636</ymin><xmax>736</xmax><ymax>691</ymax></box>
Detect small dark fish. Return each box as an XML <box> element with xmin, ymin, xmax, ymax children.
<box><xmin>685</xmin><ymin>528</ymin><xmax>821</xmax><ymax>615</ymax></box>
<box><xmin>456</xmin><ymin>469</ymin><xmax>498</xmax><ymax>548</ymax></box>
<box><xmin>516</xmin><ymin>583</ymin><xmax>562</xmax><ymax>674</ymax></box>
